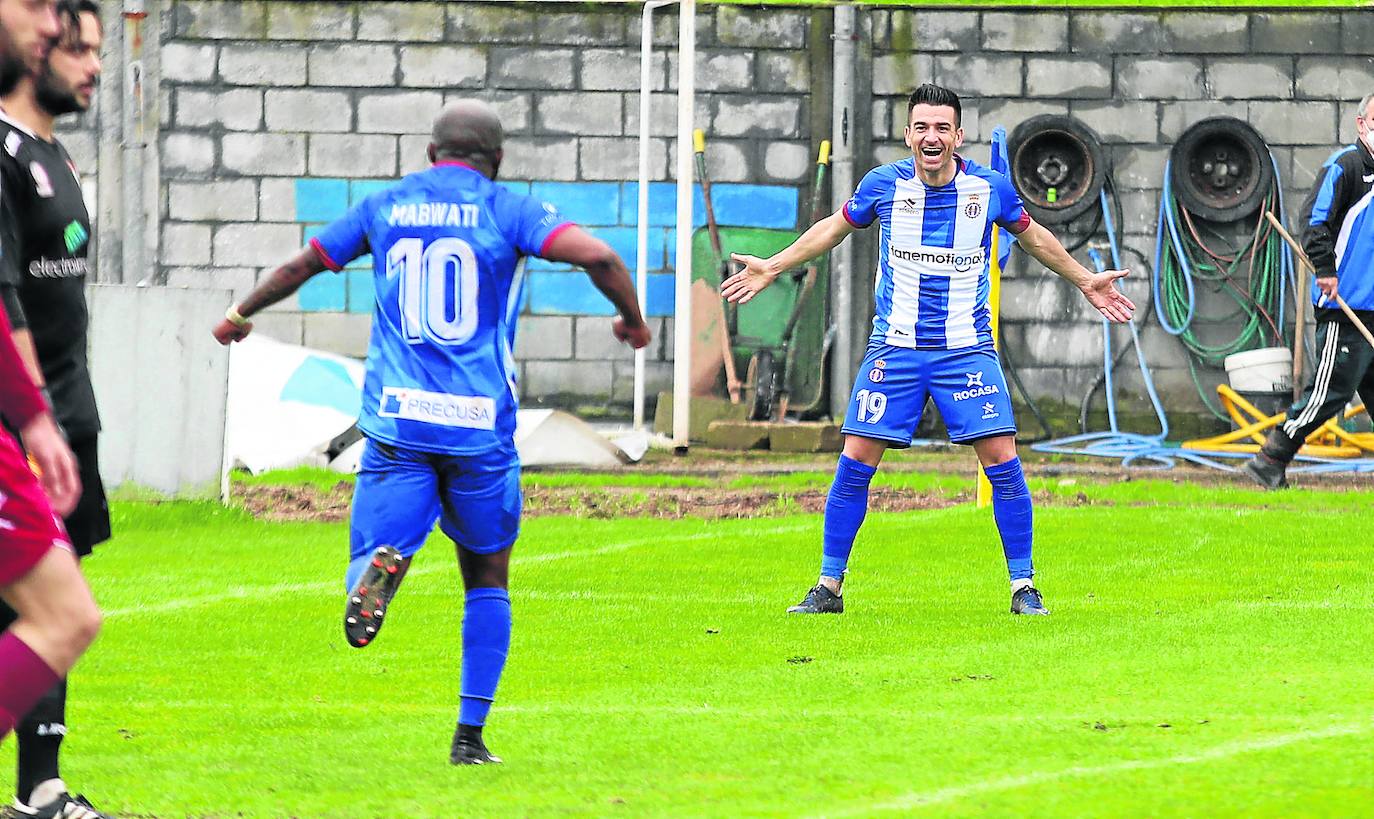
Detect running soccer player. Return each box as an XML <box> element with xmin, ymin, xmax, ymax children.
<box><xmin>723</xmin><ymin>84</ymin><xmax>1135</xmax><ymax>616</ymax></box>
<box><xmin>0</xmin><ymin>305</ymin><xmax>99</xmax><ymax>756</ymax></box>
<box><xmin>212</xmin><ymin>100</ymin><xmax>652</xmax><ymax>765</ymax></box>
<box><xmin>0</xmin><ymin>4</ymin><xmax>110</xmax><ymax>814</ymax></box>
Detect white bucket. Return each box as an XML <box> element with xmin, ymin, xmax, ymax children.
<box><xmin>1224</xmin><ymin>347</ymin><xmax>1293</xmax><ymax>393</ymax></box>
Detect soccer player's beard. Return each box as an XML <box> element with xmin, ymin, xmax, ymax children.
<box><xmin>34</xmin><ymin>71</ymin><xmax>84</xmax><ymax>117</ymax></box>
<box><xmin>0</xmin><ymin>28</ymin><xmax>27</xmax><ymax>96</ymax></box>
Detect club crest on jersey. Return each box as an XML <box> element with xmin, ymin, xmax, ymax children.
<box><xmin>30</xmin><ymin>162</ymin><xmax>53</xmax><ymax>197</ymax></box>
<box><xmin>953</xmin><ymin>372</ymin><xmax>999</xmax><ymax>401</ymax></box>
<box><xmin>874</xmin><ymin>359</ymin><xmax>886</xmax><ymax>369</ymax></box>
<box><xmin>868</xmin><ymin>367</ymin><xmax>885</xmax><ymax>383</ymax></box>
<box><xmin>964</xmin><ymin>201</ymin><xmax>982</xmax><ymax>218</ymax></box>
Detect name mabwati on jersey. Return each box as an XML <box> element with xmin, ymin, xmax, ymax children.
<box><xmin>843</xmin><ymin>156</ymin><xmax>1030</xmax><ymax>350</ymax></box>
<box><xmin>310</xmin><ymin>162</ymin><xmax>572</xmax><ymax>456</ymax></box>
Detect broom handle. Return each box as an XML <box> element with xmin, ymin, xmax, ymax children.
<box><xmin>1265</xmin><ymin>211</ymin><xmax>1374</xmax><ymax>348</ymax></box>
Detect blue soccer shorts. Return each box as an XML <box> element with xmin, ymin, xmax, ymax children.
<box><xmin>349</xmin><ymin>437</ymin><xmax>522</xmax><ymax>562</ymax></box>
<box><xmin>841</xmin><ymin>341</ymin><xmax>1018</xmax><ymax>446</ymax></box>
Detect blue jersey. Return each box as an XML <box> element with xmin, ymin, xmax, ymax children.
<box><xmin>311</xmin><ymin>162</ymin><xmax>572</xmax><ymax>455</ymax></box>
<box><xmin>843</xmin><ymin>156</ymin><xmax>1029</xmax><ymax>350</ymax></box>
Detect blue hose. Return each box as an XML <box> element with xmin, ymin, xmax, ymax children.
<box><xmin>1034</xmin><ymin>190</ymin><xmax>1185</xmax><ymax>468</ymax></box>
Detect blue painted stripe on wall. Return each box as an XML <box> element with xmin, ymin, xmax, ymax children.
<box><xmin>350</xmin><ymin>179</ymin><xmax>392</xmax><ymax>204</ymax></box>
<box><xmin>346</xmin><ymin>269</ymin><xmax>373</xmax><ymax>314</ymax></box>
<box><xmin>591</xmin><ymin>226</ymin><xmax>665</xmax><ymax>271</ymax></box>
<box><xmin>531</xmin><ymin>181</ymin><xmax>621</xmax><ymax>226</ymax></box>
<box><xmin>618</xmin><ymin>183</ymin><xmax>799</xmax><ymax>230</ymax></box>
<box><xmin>620</xmin><ymin>182</ymin><xmax>706</xmax><ymax>228</ymax></box>
<box><xmin>298</xmin><ymin>270</ymin><xmax>347</xmax><ymax>311</ymax></box>
<box><xmin>712</xmin><ymin>185</ymin><xmax>799</xmax><ymax>229</ymax></box>
<box><xmin>294</xmin><ymin>178</ymin><xmax>798</xmax><ymax>317</ymax></box>
<box><xmin>644</xmin><ymin>272</ymin><xmax>675</xmax><ymax>317</ymax></box>
<box><xmin>527</xmin><ymin>272</ymin><xmax>676</xmax><ymax>317</ymax></box>
<box><xmin>296</xmin><ymin>179</ymin><xmax>349</xmax><ymax>222</ymax></box>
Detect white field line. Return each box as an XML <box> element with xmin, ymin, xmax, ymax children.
<box><xmin>823</xmin><ymin>719</ymin><xmax>1374</xmax><ymax>817</ymax></box>
<box><xmin>101</xmin><ymin>523</ymin><xmax>811</xmax><ymax>619</ymax></box>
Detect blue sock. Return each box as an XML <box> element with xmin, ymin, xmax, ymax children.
<box><xmin>820</xmin><ymin>455</ymin><xmax>878</xmax><ymax>580</ymax></box>
<box><xmin>984</xmin><ymin>457</ymin><xmax>1034</xmax><ymax>582</ymax></box>
<box><xmin>458</xmin><ymin>587</ymin><xmax>512</xmax><ymax>727</ymax></box>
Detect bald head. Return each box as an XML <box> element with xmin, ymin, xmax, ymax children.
<box><xmin>429</xmin><ymin>100</ymin><xmax>504</xmax><ymax>178</ymax></box>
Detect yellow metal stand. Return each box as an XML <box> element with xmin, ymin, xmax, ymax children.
<box><xmin>1181</xmin><ymin>384</ymin><xmax>1374</xmax><ymax>458</ymax></box>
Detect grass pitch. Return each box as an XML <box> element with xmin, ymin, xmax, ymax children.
<box><xmin>2</xmin><ymin>467</ymin><xmax>1371</xmax><ymax>817</ymax></box>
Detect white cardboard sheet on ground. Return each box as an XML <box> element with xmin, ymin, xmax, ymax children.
<box><xmin>225</xmin><ymin>335</ymin><xmax>643</xmax><ymax>473</ymax></box>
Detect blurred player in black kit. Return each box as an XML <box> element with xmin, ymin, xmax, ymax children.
<box><xmin>0</xmin><ymin>2</ymin><xmax>110</xmax><ymax>817</ymax></box>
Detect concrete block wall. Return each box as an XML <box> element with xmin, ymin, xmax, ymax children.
<box><xmin>868</xmin><ymin>8</ymin><xmax>1374</xmax><ymax>420</ymax></box>
<box><xmin>139</xmin><ymin>1</ymin><xmax>1370</xmax><ymax>423</ymax></box>
<box><xmin>157</xmin><ymin>0</ymin><xmax>824</xmax><ymax>411</ymax></box>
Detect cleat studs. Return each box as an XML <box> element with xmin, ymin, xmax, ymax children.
<box><xmin>360</xmin><ymin>610</ymin><xmax>371</xmax><ymax>619</ymax></box>
<box><xmin>372</xmin><ymin>558</ymin><xmax>383</xmax><ymax>568</ymax></box>
<box><xmin>358</xmin><ymin>638</ymin><xmax>369</xmax><ymax>646</ymax></box>
<box><xmin>386</xmin><ymin>565</ymin><xmax>399</xmax><ymax>575</ymax></box>
<box><xmin>346</xmin><ymin>616</ymin><xmax>357</xmax><ymax>625</ymax></box>
<box><xmin>374</xmin><ymin>609</ymin><xmax>384</xmax><ymax>618</ymax></box>
<box><xmin>366</xmin><ymin>626</ymin><xmax>376</xmax><ymax>635</ymax></box>
<box><xmin>358</xmin><ymin>586</ymin><xmax>368</xmax><ymax>596</ymax></box>
<box><xmin>351</xmin><ymin>596</ymin><xmax>362</xmax><ymax>605</ymax></box>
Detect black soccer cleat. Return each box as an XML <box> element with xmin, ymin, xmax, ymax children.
<box><xmin>787</xmin><ymin>584</ymin><xmax>843</xmax><ymax>614</ymax></box>
<box><xmin>1011</xmin><ymin>585</ymin><xmax>1049</xmax><ymax>616</ymax></box>
<box><xmin>450</xmin><ymin>725</ymin><xmax>502</xmax><ymax>766</ymax></box>
<box><xmin>1241</xmin><ymin>453</ymin><xmax>1289</xmax><ymax>490</ymax></box>
<box><xmin>344</xmin><ymin>546</ymin><xmax>406</xmax><ymax>648</ymax></box>
<box><xmin>9</xmin><ymin>791</ymin><xmax>112</xmax><ymax>819</ymax></box>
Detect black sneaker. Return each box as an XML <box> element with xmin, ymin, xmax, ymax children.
<box><xmin>450</xmin><ymin>725</ymin><xmax>502</xmax><ymax>765</ymax></box>
<box><xmin>787</xmin><ymin>584</ymin><xmax>843</xmax><ymax>614</ymax></box>
<box><xmin>344</xmin><ymin>546</ymin><xmax>406</xmax><ymax>648</ymax></box>
<box><xmin>1241</xmin><ymin>453</ymin><xmax>1289</xmax><ymax>490</ymax></box>
<box><xmin>1011</xmin><ymin>585</ymin><xmax>1050</xmax><ymax>616</ymax></box>
<box><xmin>8</xmin><ymin>792</ymin><xmax>111</xmax><ymax>819</ymax></box>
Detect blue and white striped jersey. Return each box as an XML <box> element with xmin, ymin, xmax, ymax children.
<box><xmin>844</xmin><ymin>156</ymin><xmax>1030</xmax><ymax>350</ymax></box>
<box><xmin>311</xmin><ymin>161</ymin><xmax>572</xmax><ymax>455</ymax></box>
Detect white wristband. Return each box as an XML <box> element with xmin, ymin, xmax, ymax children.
<box><xmin>225</xmin><ymin>305</ymin><xmax>250</xmax><ymax>328</ymax></box>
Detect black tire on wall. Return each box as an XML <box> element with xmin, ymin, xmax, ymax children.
<box><xmin>1169</xmin><ymin>117</ymin><xmax>1274</xmax><ymax>223</ymax></box>
<box><xmin>1007</xmin><ymin>114</ymin><xmax>1108</xmax><ymax>225</ymax></box>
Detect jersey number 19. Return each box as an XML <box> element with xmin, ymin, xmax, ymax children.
<box><xmin>387</xmin><ymin>237</ymin><xmax>480</xmax><ymax>346</ymax></box>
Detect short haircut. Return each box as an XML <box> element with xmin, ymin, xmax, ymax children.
<box><xmin>1361</xmin><ymin>92</ymin><xmax>1374</xmax><ymax>119</ymax></box>
<box><xmin>906</xmin><ymin>83</ymin><xmax>961</xmax><ymax>127</ymax></box>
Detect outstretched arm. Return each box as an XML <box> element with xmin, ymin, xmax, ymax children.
<box><xmin>721</xmin><ymin>208</ymin><xmax>855</xmax><ymax>305</ymax></box>
<box><xmin>211</xmin><ymin>247</ymin><xmax>330</xmax><ymax>344</ymax></box>
<box><xmin>1014</xmin><ymin>220</ymin><xmax>1135</xmax><ymax>323</ymax></box>
<box><xmin>541</xmin><ymin>226</ymin><xmax>652</xmax><ymax>349</ymax></box>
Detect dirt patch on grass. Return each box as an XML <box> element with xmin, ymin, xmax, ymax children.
<box><xmin>238</xmin><ymin>482</ymin><xmax>354</xmax><ymax>523</ymax></box>
<box><xmin>235</xmin><ymin>481</ymin><xmax>1089</xmax><ymax>523</ymax></box>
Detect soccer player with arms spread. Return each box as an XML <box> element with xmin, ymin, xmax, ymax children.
<box><xmin>0</xmin><ymin>4</ymin><xmax>110</xmax><ymax>815</ymax></box>
<box><xmin>724</xmin><ymin>84</ymin><xmax>1135</xmax><ymax>616</ymax></box>
<box><xmin>0</xmin><ymin>2</ymin><xmax>101</xmax><ymax>817</ymax></box>
<box><xmin>213</xmin><ymin>100</ymin><xmax>652</xmax><ymax>765</ymax></box>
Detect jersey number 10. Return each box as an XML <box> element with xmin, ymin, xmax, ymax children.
<box><xmin>387</xmin><ymin>237</ymin><xmax>480</xmax><ymax>345</ymax></box>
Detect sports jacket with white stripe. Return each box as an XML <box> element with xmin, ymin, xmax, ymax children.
<box><xmin>1300</xmin><ymin>138</ymin><xmax>1374</xmax><ymax>324</ymax></box>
